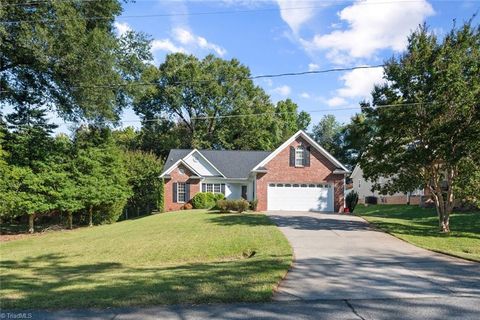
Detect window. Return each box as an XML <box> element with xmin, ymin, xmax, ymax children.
<box><xmin>269</xmin><ymin>183</ymin><xmax>276</xmax><ymax>187</ymax></box>
<box><xmin>295</xmin><ymin>146</ymin><xmax>304</xmax><ymax>166</ymax></box>
<box><xmin>203</xmin><ymin>183</ymin><xmax>225</xmax><ymax>194</ymax></box>
<box><xmin>293</xmin><ymin>184</ymin><xmax>299</xmax><ymax>188</ymax></box>
<box><xmin>285</xmin><ymin>184</ymin><xmax>292</xmax><ymax>187</ymax></box>
<box><xmin>177</xmin><ymin>183</ymin><xmax>186</xmax><ymax>203</ymax></box>
<box><xmin>301</xmin><ymin>184</ymin><xmax>307</xmax><ymax>188</ymax></box>
<box><xmin>309</xmin><ymin>184</ymin><xmax>315</xmax><ymax>188</ymax></box>
<box><xmin>358</xmin><ymin>179</ymin><xmax>361</xmax><ymax>188</ymax></box>
<box><xmin>276</xmin><ymin>184</ymin><xmax>284</xmax><ymax>187</ymax></box>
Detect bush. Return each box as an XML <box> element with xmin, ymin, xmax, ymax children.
<box><xmin>215</xmin><ymin>199</ymin><xmax>250</xmax><ymax>213</ymax></box>
<box><xmin>346</xmin><ymin>191</ymin><xmax>359</xmax><ymax>212</ymax></box>
<box><xmin>214</xmin><ymin>193</ymin><xmax>225</xmax><ymax>201</ymax></box>
<box><xmin>249</xmin><ymin>199</ymin><xmax>258</xmax><ymax>211</ymax></box>
<box><xmin>191</xmin><ymin>192</ymin><xmax>216</xmax><ymax>209</ymax></box>
<box><xmin>365</xmin><ymin>196</ymin><xmax>378</xmax><ymax>205</ymax></box>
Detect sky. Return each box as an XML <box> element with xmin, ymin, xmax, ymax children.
<box><xmin>12</xmin><ymin>0</ymin><xmax>480</xmax><ymax>133</ymax></box>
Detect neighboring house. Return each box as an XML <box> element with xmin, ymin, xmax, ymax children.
<box><xmin>160</xmin><ymin>130</ymin><xmax>350</xmax><ymax>212</ymax></box>
<box><xmin>349</xmin><ymin>164</ymin><xmax>424</xmax><ymax>204</ymax></box>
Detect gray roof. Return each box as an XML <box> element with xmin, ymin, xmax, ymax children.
<box><xmin>162</xmin><ymin>149</ymin><xmax>271</xmax><ymax>179</ymax></box>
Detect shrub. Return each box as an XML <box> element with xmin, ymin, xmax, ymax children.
<box><xmin>216</xmin><ymin>199</ymin><xmax>229</xmax><ymax>213</ymax></box>
<box><xmin>365</xmin><ymin>196</ymin><xmax>378</xmax><ymax>205</ymax></box>
<box><xmin>214</xmin><ymin>193</ymin><xmax>225</xmax><ymax>201</ymax></box>
<box><xmin>215</xmin><ymin>199</ymin><xmax>250</xmax><ymax>213</ymax></box>
<box><xmin>191</xmin><ymin>192</ymin><xmax>216</xmax><ymax>209</ymax></box>
<box><xmin>249</xmin><ymin>199</ymin><xmax>258</xmax><ymax>211</ymax></box>
<box><xmin>235</xmin><ymin>199</ymin><xmax>250</xmax><ymax>213</ymax></box>
<box><xmin>346</xmin><ymin>191</ymin><xmax>359</xmax><ymax>212</ymax></box>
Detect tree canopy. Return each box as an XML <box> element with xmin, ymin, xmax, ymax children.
<box><xmin>0</xmin><ymin>0</ymin><xmax>151</xmax><ymax>122</ymax></box>
<box><xmin>359</xmin><ymin>22</ymin><xmax>480</xmax><ymax>232</ymax></box>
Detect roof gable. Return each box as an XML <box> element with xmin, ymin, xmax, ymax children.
<box><xmin>252</xmin><ymin>130</ymin><xmax>350</xmax><ymax>172</ymax></box>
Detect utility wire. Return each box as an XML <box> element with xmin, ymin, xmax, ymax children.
<box><xmin>0</xmin><ymin>65</ymin><xmax>385</xmax><ymax>94</ymax></box>
<box><xmin>2</xmin><ymin>0</ymin><xmax>478</xmax><ymax>23</ymax></box>
<box><xmin>116</xmin><ymin>102</ymin><xmax>427</xmax><ymax>123</ymax></box>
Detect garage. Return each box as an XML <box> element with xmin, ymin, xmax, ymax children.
<box><xmin>267</xmin><ymin>183</ymin><xmax>334</xmax><ymax>211</ymax></box>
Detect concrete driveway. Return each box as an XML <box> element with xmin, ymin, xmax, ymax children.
<box><xmin>268</xmin><ymin>211</ymin><xmax>480</xmax><ymax>301</ymax></box>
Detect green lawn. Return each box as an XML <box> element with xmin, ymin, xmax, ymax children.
<box><xmin>0</xmin><ymin>210</ymin><xmax>292</xmax><ymax>310</ymax></box>
<box><xmin>355</xmin><ymin>204</ymin><xmax>480</xmax><ymax>261</ymax></box>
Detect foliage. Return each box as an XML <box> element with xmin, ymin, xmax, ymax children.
<box><xmin>358</xmin><ymin>22</ymin><xmax>480</xmax><ymax>232</ymax></box>
<box><xmin>249</xmin><ymin>199</ymin><xmax>259</xmax><ymax>211</ymax></box>
<box><xmin>0</xmin><ymin>0</ymin><xmax>152</xmax><ymax>122</ymax></box>
<box><xmin>454</xmin><ymin>158</ymin><xmax>480</xmax><ymax>209</ymax></box>
<box><xmin>122</xmin><ymin>150</ymin><xmax>164</xmax><ymax>213</ymax></box>
<box><xmin>346</xmin><ymin>191</ymin><xmax>359</xmax><ymax>212</ymax></box>
<box><xmin>216</xmin><ymin>199</ymin><xmax>250</xmax><ymax>213</ymax></box>
<box><xmin>191</xmin><ymin>192</ymin><xmax>217</xmax><ymax>209</ymax></box>
<box><xmin>274</xmin><ymin>99</ymin><xmax>311</xmax><ymax>142</ymax></box>
<box><xmin>134</xmin><ymin>53</ymin><xmax>308</xmax><ymax>154</ymax></box>
<box><xmin>312</xmin><ymin>115</ymin><xmax>344</xmax><ymax>159</ymax></box>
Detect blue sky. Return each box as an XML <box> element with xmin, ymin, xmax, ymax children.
<box><xmin>19</xmin><ymin>0</ymin><xmax>480</xmax><ymax>133</ymax></box>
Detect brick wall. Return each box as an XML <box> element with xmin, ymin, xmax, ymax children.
<box><xmin>255</xmin><ymin>137</ymin><xmax>345</xmax><ymax>212</ymax></box>
<box><xmin>164</xmin><ymin>164</ymin><xmax>200</xmax><ymax>212</ymax></box>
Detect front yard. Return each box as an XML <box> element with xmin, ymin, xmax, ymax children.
<box><xmin>0</xmin><ymin>210</ymin><xmax>292</xmax><ymax>309</ymax></box>
<box><xmin>355</xmin><ymin>204</ymin><xmax>480</xmax><ymax>261</ymax></box>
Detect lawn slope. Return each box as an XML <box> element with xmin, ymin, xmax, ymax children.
<box><xmin>0</xmin><ymin>210</ymin><xmax>292</xmax><ymax>309</ymax></box>
<box><xmin>355</xmin><ymin>205</ymin><xmax>480</xmax><ymax>261</ymax></box>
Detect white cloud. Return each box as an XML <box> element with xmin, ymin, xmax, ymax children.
<box><xmin>276</xmin><ymin>0</ymin><xmax>319</xmax><ymax>34</ymax></box>
<box><xmin>114</xmin><ymin>22</ymin><xmax>132</xmax><ymax>36</ymax></box>
<box><xmin>302</xmin><ymin>0</ymin><xmax>434</xmax><ymax>60</ymax></box>
<box><xmin>172</xmin><ymin>27</ymin><xmax>227</xmax><ymax>56</ymax></box>
<box><xmin>327</xmin><ymin>97</ymin><xmax>347</xmax><ymax>107</ymax></box>
<box><xmin>308</xmin><ymin>63</ymin><xmax>320</xmax><ymax>71</ymax></box>
<box><xmin>272</xmin><ymin>85</ymin><xmax>292</xmax><ymax>96</ymax></box>
<box><xmin>151</xmin><ymin>39</ymin><xmax>186</xmax><ymax>54</ymax></box>
<box><xmin>299</xmin><ymin>92</ymin><xmax>310</xmax><ymax>99</ymax></box>
<box><xmin>337</xmin><ymin>67</ymin><xmax>385</xmax><ymax>99</ymax></box>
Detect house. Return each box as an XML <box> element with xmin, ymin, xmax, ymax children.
<box><xmin>160</xmin><ymin>130</ymin><xmax>350</xmax><ymax>212</ymax></box>
<box><xmin>349</xmin><ymin>164</ymin><xmax>424</xmax><ymax>205</ymax></box>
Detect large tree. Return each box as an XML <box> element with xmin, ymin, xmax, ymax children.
<box><xmin>359</xmin><ymin>22</ymin><xmax>480</xmax><ymax>232</ymax></box>
<box><xmin>134</xmin><ymin>53</ymin><xmax>307</xmax><ymax>153</ymax></box>
<box><xmin>1</xmin><ymin>0</ymin><xmax>151</xmax><ymax>122</ymax></box>
<box><xmin>312</xmin><ymin>114</ymin><xmax>344</xmax><ymax>162</ymax></box>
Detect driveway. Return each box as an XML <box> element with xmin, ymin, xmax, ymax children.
<box><xmin>268</xmin><ymin>211</ymin><xmax>480</xmax><ymax>301</ymax></box>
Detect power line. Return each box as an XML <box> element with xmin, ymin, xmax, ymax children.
<box><xmin>0</xmin><ymin>64</ymin><xmax>385</xmax><ymax>94</ymax></box>
<box><xmin>117</xmin><ymin>102</ymin><xmax>427</xmax><ymax>123</ymax></box>
<box><xmin>2</xmin><ymin>0</ymin><xmax>478</xmax><ymax>23</ymax></box>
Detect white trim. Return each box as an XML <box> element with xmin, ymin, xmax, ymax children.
<box><xmin>252</xmin><ymin>130</ymin><xmax>350</xmax><ymax>172</ymax></box>
<box><xmin>189</xmin><ymin>149</ymin><xmax>226</xmax><ymax>178</ymax></box>
<box><xmin>176</xmin><ymin>182</ymin><xmax>186</xmax><ymax>203</ymax></box>
<box><xmin>160</xmin><ymin>159</ymin><xmax>203</xmax><ymax>178</ymax></box>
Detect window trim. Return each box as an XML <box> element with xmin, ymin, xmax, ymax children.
<box><xmin>177</xmin><ymin>182</ymin><xmax>186</xmax><ymax>203</ymax></box>
<box><xmin>203</xmin><ymin>183</ymin><xmax>225</xmax><ymax>195</ymax></box>
<box><xmin>295</xmin><ymin>146</ymin><xmax>304</xmax><ymax>167</ymax></box>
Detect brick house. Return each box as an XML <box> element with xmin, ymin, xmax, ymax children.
<box><xmin>160</xmin><ymin>130</ymin><xmax>350</xmax><ymax>212</ymax></box>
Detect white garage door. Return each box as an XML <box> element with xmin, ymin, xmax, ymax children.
<box><xmin>267</xmin><ymin>183</ymin><xmax>334</xmax><ymax>212</ymax></box>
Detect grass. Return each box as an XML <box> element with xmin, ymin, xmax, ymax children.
<box><xmin>0</xmin><ymin>210</ymin><xmax>292</xmax><ymax>310</ymax></box>
<box><xmin>355</xmin><ymin>204</ymin><xmax>480</xmax><ymax>261</ymax></box>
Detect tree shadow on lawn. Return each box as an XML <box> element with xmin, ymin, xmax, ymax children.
<box><xmin>0</xmin><ymin>252</ymin><xmax>291</xmax><ymax>310</ymax></box>
<box><xmin>207</xmin><ymin>213</ymin><xmax>275</xmax><ymax>227</ymax></box>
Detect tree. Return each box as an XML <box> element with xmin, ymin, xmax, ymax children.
<box><xmin>1</xmin><ymin>0</ymin><xmax>151</xmax><ymax>122</ymax></box>
<box><xmin>359</xmin><ymin>22</ymin><xmax>480</xmax><ymax>232</ymax></box>
<box><xmin>73</xmin><ymin>126</ymin><xmax>131</xmax><ymax>224</ymax></box>
<box><xmin>122</xmin><ymin>150</ymin><xmax>164</xmax><ymax>216</ymax></box>
<box><xmin>275</xmin><ymin>99</ymin><xmax>311</xmax><ymax>143</ymax></box>
<box><xmin>312</xmin><ymin>115</ymin><xmax>345</xmax><ymax>162</ymax></box>
<box><xmin>341</xmin><ymin>110</ymin><xmax>375</xmax><ymax>168</ymax></box>
<box><xmin>134</xmin><ymin>53</ymin><xmax>306</xmax><ymax>152</ymax></box>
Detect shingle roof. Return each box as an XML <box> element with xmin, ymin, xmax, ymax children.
<box><xmin>162</xmin><ymin>149</ymin><xmax>271</xmax><ymax>179</ymax></box>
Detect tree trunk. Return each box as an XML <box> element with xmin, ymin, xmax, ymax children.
<box><xmin>428</xmin><ymin>167</ymin><xmax>454</xmax><ymax>233</ymax></box>
<box><xmin>88</xmin><ymin>206</ymin><xmax>93</xmax><ymax>227</ymax></box>
<box><xmin>67</xmin><ymin>212</ymin><xmax>73</xmax><ymax>230</ymax></box>
<box><xmin>28</xmin><ymin>214</ymin><xmax>35</xmax><ymax>233</ymax></box>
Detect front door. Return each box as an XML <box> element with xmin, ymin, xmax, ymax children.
<box><xmin>241</xmin><ymin>185</ymin><xmax>248</xmax><ymax>200</ymax></box>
